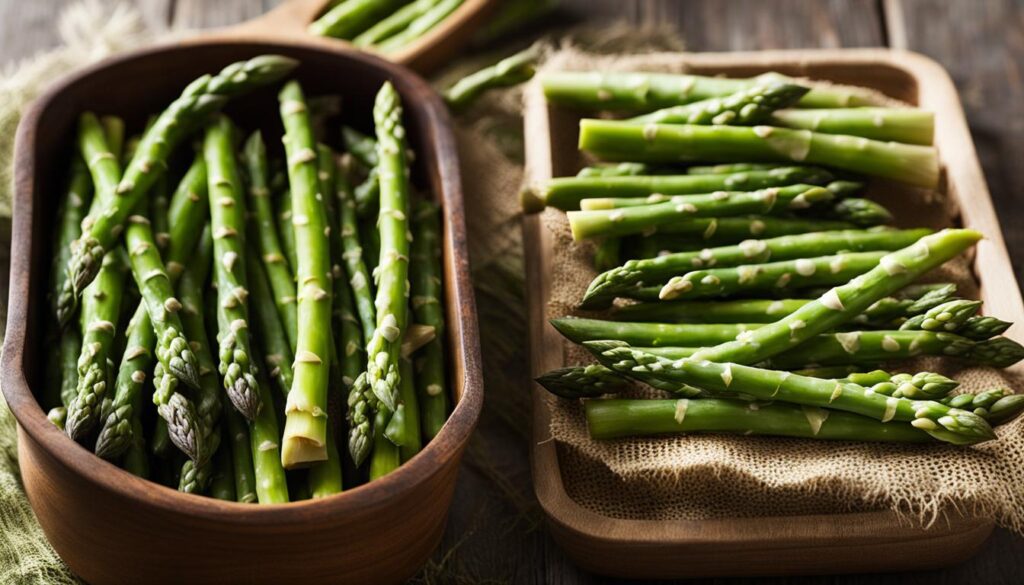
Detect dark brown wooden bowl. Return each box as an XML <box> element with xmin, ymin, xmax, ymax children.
<box><xmin>1</xmin><ymin>40</ymin><xmax>482</xmax><ymax>585</ymax></box>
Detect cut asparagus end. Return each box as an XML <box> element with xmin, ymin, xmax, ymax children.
<box><xmin>281</xmin><ymin>410</ymin><xmax>329</xmax><ymax>468</ymax></box>
<box><xmin>579</xmin><ymin>198</ymin><xmax>616</xmax><ymax>211</ymax></box>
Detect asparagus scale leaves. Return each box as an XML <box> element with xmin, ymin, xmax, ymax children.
<box><xmin>65</xmin><ymin>56</ymin><xmax>298</xmax><ymax>312</ymax></box>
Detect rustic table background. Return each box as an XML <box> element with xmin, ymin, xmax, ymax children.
<box><xmin>2</xmin><ymin>0</ymin><xmax>1023</xmax><ymax>583</ymax></box>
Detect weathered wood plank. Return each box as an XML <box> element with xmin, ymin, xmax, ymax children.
<box><xmin>885</xmin><ymin>0</ymin><xmax>1024</xmax><ymax>280</ymax></box>
<box><xmin>559</xmin><ymin>0</ymin><xmax>886</xmax><ymax>49</ymax></box>
<box><xmin>0</xmin><ymin>0</ymin><xmax>80</xmax><ymax>62</ymax></box>
<box><xmin>880</xmin><ymin>2</ymin><xmax>1024</xmax><ymax>584</ymax></box>
<box><xmin>170</xmin><ymin>0</ymin><xmax>283</xmax><ymax>29</ymax></box>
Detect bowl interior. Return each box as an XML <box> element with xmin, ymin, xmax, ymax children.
<box><xmin>7</xmin><ymin>40</ymin><xmax>481</xmax><ymax>515</ymax></box>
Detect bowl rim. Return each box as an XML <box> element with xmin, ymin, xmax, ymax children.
<box><xmin>1</xmin><ymin>38</ymin><xmax>483</xmax><ymax>523</ymax></box>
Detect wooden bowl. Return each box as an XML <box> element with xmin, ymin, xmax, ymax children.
<box><xmin>216</xmin><ymin>0</ymin><xmax>501</xmax><ymax>74</ymax></box>
<box><xmin>1</xmin><ymin>41</ymin><xmax>482</xmax><ymax>585</ymax></box>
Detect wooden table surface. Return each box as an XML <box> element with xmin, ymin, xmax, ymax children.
<box><xmin>2</xmin><ymin>1</ymin><xmax>1023</xmax><ymax>583</ymax></box>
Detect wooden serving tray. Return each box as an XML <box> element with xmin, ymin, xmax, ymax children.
<box><xmin>522</xmin><ymin>48</ymin><xmax>1024</xmax><ymax>579</ymax></box>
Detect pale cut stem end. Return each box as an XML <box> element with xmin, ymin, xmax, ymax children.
<box><xmin>281</xmin><ymin>411</ymin><xmax>328</xmax><ymax>468</ymax></box>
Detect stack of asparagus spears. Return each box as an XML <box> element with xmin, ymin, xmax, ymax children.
<box><xmin>309</xmin><ymin>0</ymin><xmax>468</xmax><ymax>52</ymax></box>
<box><xmin>526</xmin><ymin>70</ymin><xmax>1024</xmax><ymax>446</ymax></box>
<box><xmin>41</xmin><ymin>55</ymin><xmax>451</xmax><ymax>503</ymax></box>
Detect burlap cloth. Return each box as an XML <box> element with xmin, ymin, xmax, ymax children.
<box><xmin>533</xmin><ymin>49</ymin><xmax>1024</xmax><ymax>532</ymax></box>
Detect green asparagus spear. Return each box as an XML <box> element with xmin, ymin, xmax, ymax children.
<box><xmin>308</xmin><ymin>0</ymin><xmax>406</xmax><ymax>39</ymax></box>
<box><xmin>204</xmin><ymin>116</ymin><xmax>262</xmax><ymax>421</ymax></box>
<box><xmin>578</xmin><ymin>162</ymin><xmax>659</xmax><ymax>178</ymax></box>
<box><xmin>366</xmin><ymin>82</ymin><xmax>413</xmax><ymax>413</ymax></box>
<box><xmin>522</xmin><ymin>166</ymin><xmax>833</xmax><ymax>212</ymax></box>
<box><xmin>941</xmin><ymin>389</ymin><xmax>1024</xmax><ymax>425</ymax></box>
<box><xmin>594</xmin><ymin>238</ymin><xmax>621</xmax><ymax>272</ymax></box>
<box><xmin>279</xmin><ymin>81</ymin><xmax>332</xmax><ymax>467</ymax></box>
<box><xmin>615</xmin><ymin>298</ymin><xmax>809</xmax><ymax>324</ymax></box>
<box><xmin>626</xmin><ymin>215</ymin><xmax>855</xmax><ymax>244</ymax></box>
<box><xmin>369</xmin><ymin>404</ymin><xmax>400</xmax><ymax>480</ymax></box>
<box><xmin>584</xmin><ymin>228</ymin><xmax>930</xmax><ymax>307</ymax></box>
<box><xmin>276</xmin><ymin>190</ymin><xmax>299</xmax><ymax>277</ymax></box>
<box><xmin>347</xmin><ymin>372</ymin><xmax>376</xmax><ymax>466</ymax></box>
<box><xmin>852</xmin><ymin>283</ymin><xmax>957</xmax><ymax>326</ymax></box>
<box><xmin>627</xmin><ymin>83</ymin><xmax>809</xmax><ymax>126</ymax></box>
<box><xmin>354</xmin><ymin>0</ymin><xmax>439</xmax><ymax>47</ymax></box>
<box><xmin>309</xmin><ymin>424</ymin><xmax>344</xmax><ymax>499</ymax></box>
<box><xmin>769</xmin><ymin>331</ymin><xmax>1024</xmax><ymax>369</ymax></box>
<box><xmin>150</xmin><ymin>177</ymin><xmax>171</xmax><ymax>253</ymax></box>
<box><xmin>175</xmin><ymin>228</ymin><xmax>222</xmax><ymax>493</ymax></box>
<box><xmin>552</xmin><ymin>318</ymin><xmax>764</xmax><ymax>347</ymax></box>
<box><xmin>578</xmin><ymin>120</ymin><xmax>940</xmax><ymax>188</ymax></box>
<box><xmin>586</xmin><ymin>341</ymin><xmax>994</xmax><ymax>445</ymax></box>
<box><xmin>123</xmin><ymin>415</ymin><xmax>150</xmax><ymax>479</ymax></box>
<box><xmin>569</xmin><ymin>185</ymin><xmax>833</xmax><ymax>239</ymax></box>
<box><xmin>410</xmin><ymin>200</ymin><xmax>449</xmax><ymax>439</ymax></box>
<box><xmin>124</xmin><ymin>215</ymin><xmax>201</xmax><ymax>391</ymax></box>
<box><xmin>377</xmin><ymin>0</ymin><xmax>465</xmax><ymax>54</ymax></box>
<box><xmin>244</xmin><ymin>132</ymin><xmax>299</xmax><ymax>351</ymax></box>
<box><xmin>814</xmin><ymin>198</ymin><xmax>893</xmax><ymax>227</ymax></box>
<box><xmin>336</xmin><ymin>159</ymin><xmax>377</xmax><ymax>345</ymax></box>
<box><xmin>771</xmin><ymin>107</ymin><xmax>934</xmax><ymax>145</ymax></box>
<box><xmin>657</xmin><ymin>251</ymin><xmax>886</xmax><ymax>301</ymax></box>
<box><xmin>342</xmin><ymin>126</ymin><xmax>379</xmax><ymax>168</ymax></box>
<box><xmin>224</xmin><ymin>404</ymin><xmax>257</xmax><ymax>503</ymax></box>
<box><xmin>688</xmin><ymin>229</ymin><xmax>982</xmax><ymax>365</ymax></box>
<box><xmin>65</xmin><ymin>249</ymin><xmax>128</xmax><ymax>442</ymax></box>
<box><xmin>65</xmin><ymin>56</ymin><xmax>298</xmax><ymax>309</ymax></box>
<box><xmin>246</xmin><ymin>247</ymin><xmax>296</xmax><ymax>401</ymax></box>
<box><xmin>540</xmin><ymin>71</ymin><xmax>885</xmax><ymax>110</ymax></box>
<box><xmin>536</xmin><ymin>365</ymin><xmax>630</xmax><ymax>399</ymax></box>
<box><xmin>209</xmin><ymin>435</ymin><xmax>236</xmax><ymax>501</ymax></box>
<box><xmin>395</xmin><ymin>357</ymin><xmax>423</xmax><ymax>461</ymax></box>
<box><xmin>686</xmin><ymin>163</ymin><xmax>788</xmax><ymax>175</ymax></box>
<box><xmin>164</xmin><ymin>155</ymin><xmax>210</xmax><ymax>281</ymax></box>
<box><xmin>585</xmin><ymin>398</ymin><xmax>936</xmax><ymax>443</ymax></box>
<box><xmin>444</xmin><ymin>44</ymin><xmax>542</xmax><ymax>110</ymax></box>
<box><xmin>250</xmin><ymin>359</ymin><xmax>289</xmax><ymax>504</ymax></box>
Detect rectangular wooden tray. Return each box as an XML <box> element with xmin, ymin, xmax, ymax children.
<box><xmin>522</xmin><ymin>48</ymin><xmax>1023</xmax><ymax>579</ymax></box>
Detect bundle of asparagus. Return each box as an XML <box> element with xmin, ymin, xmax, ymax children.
<box><xmin>43</xmin><ymin>56</ymin><xmax>451</xmax><ymax>503</ymax></box>
<box><xmin>530</xmin><ymin>70</ymin><xmax>1024</xmax><ymax>445</ymax></box>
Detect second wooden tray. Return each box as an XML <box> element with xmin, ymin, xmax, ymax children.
<box><xmin>523</xmin><ymin>48</ymin><xmax>1021</xmax><ymax>579</ymax></box>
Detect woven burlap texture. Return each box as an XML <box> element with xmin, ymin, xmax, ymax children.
<box><xmin>536</xmin><ymin>48</ymin><xmax>1024</xmax><ymax>533</ymax></box>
